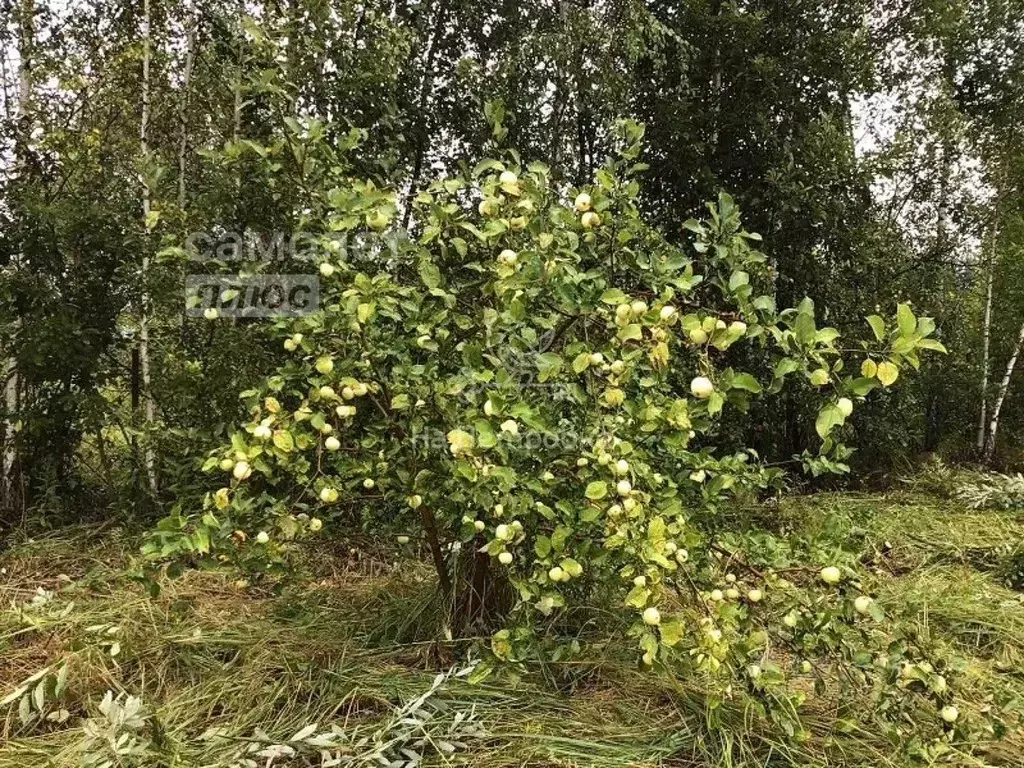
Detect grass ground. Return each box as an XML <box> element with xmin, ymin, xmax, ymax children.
<box><xmin>1</xmin><ymin>491</ymin><xmax>1022</xmax><ymax>767</ymax></box>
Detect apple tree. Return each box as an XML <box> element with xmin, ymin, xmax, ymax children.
<box><xmin>145</xmin><ymin>116</ymin><xmax>948</xmax><ymax>706</ymax></box>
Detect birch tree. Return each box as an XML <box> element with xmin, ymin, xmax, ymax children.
<box><xmin>984</xmin><ymin>320</ymin><xmax>1024</xmax><ymax>462</ymax></box>
<box><xmin>2</xmin><ymin>0</ymin><xmax>34</xmax><ymax>511</ymax></box>
<box><xmin>976</xmin><ymin>229</ymin><xmax>996</xmax><ymax>454</ymax></box>
<box><xmin>139</xmin><ymin>0</ymin><xmax>158</xmax><ymax>493</ymax></box>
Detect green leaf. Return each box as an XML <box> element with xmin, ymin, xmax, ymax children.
<box><xmin>601</xmin><ymin>289</ymin><xmax>628</xmax><ymax>305</ymax></box>
<box><xmin>866</xmin><ymin>315</ymin><xmax>886</xmax><ymax>342</ymax></box>
<box><xmin>535</xmin><ymin>536</ymin><xmax>552</xmax><ymax>558</ymax></box>
<box><xmin>730</xmin><ymin>373</ymin><xmax>761</xmax><ymax>393</ymax></box>
<box><xmin>272</xmin><ymin>430</ymin><xmax>294</xmax><ymax>452</ymax></box>
<box><xmin>815</xmin><ymin>327</ymin><xmax>840</xmax><ymax>345</ymax></box>
<box><xmin>585</xmin><ymin>481</ymin><xmax>608</xmax><ymax>500</ymax></box>
<box><xmin>896</xmin><ymin>303</ymin><xmax>916</xmax><ymax>337</ymax></box>
<box><xmin>815</xmin><ymin>404</ymin><xmax>845</xmax><ymax>439</ymax></box>
<box><xmin>847</xmin><ymin>377</ymin><xmax>877</xmax><ymax>396</ymax></box>
<box><xmin>536</xmin><ymin>352</ymin><xmax>563</xmax><ymax>382</ymax></box>
<box><xmin>794</xmin><ymin>310</ymin><xmax>817</xmax><ymax>345</ymax></box>
<box><xmin>418</xmin><ymin>259</ymin><xmax>442</xmax><ymax>289</ymax></box>
<box><xmin>474</xmin><ymin>420</ymin><xmax>497</xmax><ymax>449</ymax></box>
<box><xmin>390</xmin><ymin>394</ymin><xmax>411</xmax><ymax>409</ymax></box>
<box><xmin>560</xmin><ymin>558</ymin><xmax>583</xmax><ymax>577</ymax></box>
<box><xmin>659</xmin><ymin>618</ymin><xmax>684</xmax><ymax>646</ymax></box>
<box><xmin>774</xmin><ymin>358</ymin><xmax>801</xmax><ymax>378</ymax></box>
<box><xmin>917</xmin><ymin>338</ymin><xmax>947</xmax><ymax>353</ymax></box>
<box><xmin>625</xmin><ymin>584</ymin><xmax>650</xmax><ymax>609</ymax></box>
<box><xmin>572</xmin><ymin>353</ymin><xmax>592</xmax><ymax>374</ymax></box>
<box><xmin>707</xmin><ymin>392</ymin><xmax>725</xmax><ymax>416</ymax></box>
<box><xmin>728</xmin><ymin>271</ymin><xmax>749</xmax><ymax>292</ymax></box>
<box><xmin>617</xmin><ymin>324</ymin><xmax>643</xmax><ymax>342</ymax></box>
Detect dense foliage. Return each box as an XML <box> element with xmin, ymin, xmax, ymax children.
<box><xmin>2</xmin><ymin>0</ymin><xmax>1024</xmax><ymax>523</ymax></box>
<box><xmin>2</xmin><ymin>2</ymin><xmax>1024</xmax><ymax>764</ymax></box>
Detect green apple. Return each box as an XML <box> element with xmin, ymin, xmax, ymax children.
<box><xmin>820</xmin><ymin>566</ymin><xmax>842</xmax><ymax>584</ymax></box>
<box><xmin>574</xmin><ymin>192</ymin><xmax>592</xmax><ymax>211</ymax></box>
<box><xmin>366</xmin><ymin>210</ymin><xmax>389</xmax><ymax>230</ymax></box>
<box><xmin>690</xmin><ymin>376</ymin><xmax>714</xmax><ymax>399</ymax></box>
<box><xmin>688</xmin><ymin>328</ymin><xmax>709</xmax><ymax>345</ymax></box>
<box><xmin>642</xmin><ymin>607</ymin><xmax>661</xmax><ymax>626</ymax></box>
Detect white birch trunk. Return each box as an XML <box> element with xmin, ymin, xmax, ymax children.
<box><xmin>177</xmin><ymin>13</ymin><xmax>197</xmax><ymax>211</ymax></box>
<box><xmin>139</xmin><ymin>0</ymin><xmax>158</xmax><ymax>493</ymax></box>
<box><xmin>3</xmin><ymin>0</ymin><xmax>34</xmax><ymax>509</ymax></box>
<box><xmin>984</xmin><ymin>319</ymin><xmax>1024</xmax><ymax>462</ymax></box>
<box><xmin>976</xmin><ymin>233</ymin><xmax>995</xmax><ymax>453</ymax></box>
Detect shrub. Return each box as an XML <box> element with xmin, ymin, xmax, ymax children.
<box><xmin>145</xmin><ymin>115</ymin><xmax>945</xmax><ymax>664</ymax></box>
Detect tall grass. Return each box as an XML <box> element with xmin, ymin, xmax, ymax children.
<box><xmin>1</xmin><ymin>493</ymin><xmax>1021</xmax><ymax>767</ymax></box>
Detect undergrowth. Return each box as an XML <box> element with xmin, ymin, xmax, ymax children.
<box><xmin>1</xmin><ymin>492</ymin><xmax>1022</xmax><ymax>767</ymax></box>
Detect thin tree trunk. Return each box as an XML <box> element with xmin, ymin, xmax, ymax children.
<box><xmin>401</xmin><ymin>0</ymin><xmax>446</xmax><ymax>227</ymax></box>
<box><xmin>984</xmin><ymin>320</ymin><xmax>1024</xmax><ymax>463</ymax></box>
<box><xmin>976</xmin><ymin>230</ymin><xmax>996</xmax><ymax>453</ymax></box>
<box><xmin>419</xmin><ymin>506</ymin><xmax>453</xmax><ymax>601</ymax></box>
<box><xmin>139</xmin><ymin>0</ymin><xmax>158</xmax><ymax>494</ymax></box>
<box><xmin>4</xmin><ymin>0</ymin><xmax>34</xmax><ymax>511</ymax></box>
<box><xmin>177</xmin><ymin>13</ymin><xmax>197</xmax><ymax>211</ymax></box>
<box><xmin>710</xmin><ymin>0</ymin><xmax>723</xmax><ymax>151</ymax></box>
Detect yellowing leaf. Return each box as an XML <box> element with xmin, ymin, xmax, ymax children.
<box><xmin>272</xmin><ymin>430</ymin><xmax>294</xmax><ymax>452</ymax></box>
<box><xmin>659</xmin><ymin>618</ymin><xmax>684</xmax><ymax>646</ymax></box>
<box><xmin>876</xmin><ymin>361</ymin><xmax>899</xmax><ymax>387</ymax></box>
